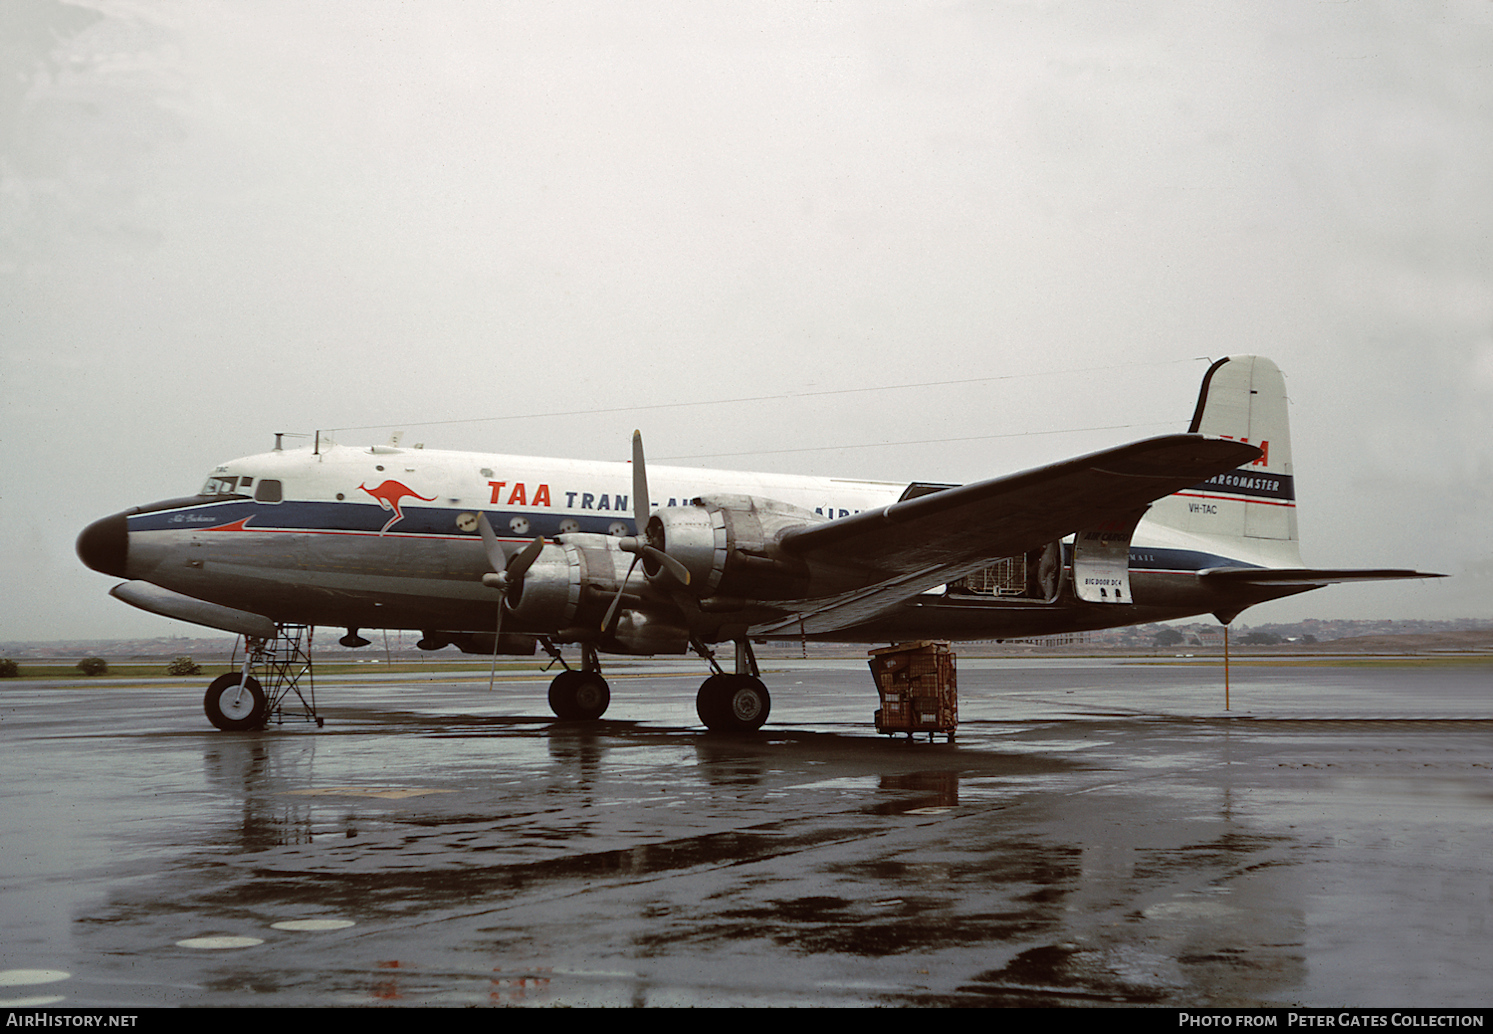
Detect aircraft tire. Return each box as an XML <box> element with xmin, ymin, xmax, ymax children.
<box><xmin>204</xmin><ymin>673</ymin><xmax>267</xmax><ymax>732</ymax></box>
<box><xmin>697</xmin><ymin>674</ymin><xmax>770</xmax><ymax>734</ymax></box>
<box><xmin>548</xmin><ymin>670</ymin><xmax>610</xmax><ymax>721</ymax></box>
<box><xmin>694</xmin><ymin>674</ymin><xmax>732</xmax><ymax>728</ymax></box>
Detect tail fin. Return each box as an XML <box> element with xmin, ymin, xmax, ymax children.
<box><xmin>1144</xmin><ymin>356</ymin><xmax>1304</xmax><ymax>565</ymax></box>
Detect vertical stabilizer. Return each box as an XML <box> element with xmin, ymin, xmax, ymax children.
<box><xmin>1144</xmin><ymin>356</ymin><xmax>1303</xmax><ymax>565</ymax></box>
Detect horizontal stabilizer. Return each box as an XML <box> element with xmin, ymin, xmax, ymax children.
<box><xmin>1199</xmin><ymin>567</ymin><xmax>1445</xmax><ymax>587</ymax></box>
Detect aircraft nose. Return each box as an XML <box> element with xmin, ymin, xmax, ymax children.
<box><xmin>77</xmin><ymin>512</ymin><xmax>129</xmax><ymax>578</ymax></box>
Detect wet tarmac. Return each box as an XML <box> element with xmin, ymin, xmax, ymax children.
<box><xmin>1</xmin><ymin>656</ymin><xmax>1490</xmax><ymax>1008</ymax></box>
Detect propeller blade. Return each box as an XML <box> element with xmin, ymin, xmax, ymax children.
<box><xmin>476</xmin><ymin>513</ymin><xmax>531</xmax><ymax>692</ymax></box>
<box><xmin>625</xmin><ymin>431</ymin><xmax>690</xmax><ymax>586</ymax></box>
<box><xmin>478</xmin><ymin>512</ymin><xmax>546</xmax><ymax>598</ymax></box>
<box><xmin>508</xmin><ymin>536</ymin><xmax>545</xmax><ymax>581</ymax></box>
<box><xmin>488</xmin><ymin>594</ymin><xmax>504</xmax><ymax>692</ymax></box>
<box><xmin>602</xmin><ymin>553</ymin><xmax>642</xmax><ymax>631</ymax></box>
<box><xmin>477</xmin><ymin>513</ymin><xmax>507</xmax><ymax>572</ymax></box>
<box><xmin>644</xmin><ymin>545</ymin><xmax>691</xmax><ymax>586</ymax></box>
<box><xmin>631</xmin><ymin>430</ymin><xmax>649</xmax><ymax>530</ymax></box>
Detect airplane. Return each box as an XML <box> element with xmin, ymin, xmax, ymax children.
<box><xmin>76</xmin><ymin>356</ymin><xmax>1440</xmax><ymax>734</ymax></box>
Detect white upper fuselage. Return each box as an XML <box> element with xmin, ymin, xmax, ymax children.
<box><xmin>200</xmin><ymin>441</ymin><xmax>1297</xmax><ymax>572</ymax></box>
<box><xmin>202</xmin><ymin>441</ymin><xmax>907</xmax><ymax>541</ymax></box>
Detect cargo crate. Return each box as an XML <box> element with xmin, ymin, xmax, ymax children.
<box><xmin>867</xmin><ymin>640</ymin><xmax>957</xmax><ymax>741</ymax></box>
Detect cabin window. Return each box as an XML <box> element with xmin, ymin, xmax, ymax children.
<box><xmin>254</xmin><ymin>479</ymin><xmax>283</xmax><ymax>503</ymax></box>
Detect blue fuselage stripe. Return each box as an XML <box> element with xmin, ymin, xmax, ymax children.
<box><xmin>128</xmin><ymin>500</ymin><xmax>638</xmax><ymax>540</ymax></box>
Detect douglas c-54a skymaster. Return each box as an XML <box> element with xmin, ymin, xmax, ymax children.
<box><xmin>77</xmin><ymin>356</ymin><xmax>1440</xmax><ymax>734</ymax></box>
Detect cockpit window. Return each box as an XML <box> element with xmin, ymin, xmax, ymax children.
<box><xmin>201</xmin><ymin>475</ymin><xmax>242</xmax><ymax>496</ymax></box>
<box><xmin>201</xmin><ymin>474</ymin><xmax>278</xmax><ymax>500</ymax></box>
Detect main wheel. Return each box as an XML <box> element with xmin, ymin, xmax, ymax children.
<box><xmin>204</xmin><ymin>673</ymin><xmax>267</xmax><ymax>732</ymax></box>
<box><xmin>548</xmin><ymin>670</ymin><xmax>611</xmax><ymax>721</ymax></box>
<box><xmin>697</xmin><ymin>675</ymin><xmax>770</xmax><ymax>734</ymax></box>
<box><xmin>695</xmin><ymin>673</ymin><xmax>733</xmax><ymax>728</ymax></box>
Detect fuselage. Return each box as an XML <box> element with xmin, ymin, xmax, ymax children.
<box><xmin>77</xmin><ymin>440</ymin><xmax>1304</xmax><ymax>648</ymax></box>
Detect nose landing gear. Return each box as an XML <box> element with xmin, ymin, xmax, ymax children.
<box><xmin>201</xmin><ymin>624</ymin><xmax>320</xmax><ymax>731</ymax></box>
<box><xmin>203</xmin><ymin>672</ymin><xmax>266</xmax><ymax>731</ymax></box>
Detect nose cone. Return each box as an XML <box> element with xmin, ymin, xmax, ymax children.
<box><xmin>77</xmin><ymin>513</ymin><xmax>129</xmax><ymax>578</ymax></box>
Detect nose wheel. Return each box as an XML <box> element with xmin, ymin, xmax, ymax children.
<box><xmin>204</xmin><ymin>673</ymin><xmax>267</xmax><ymax>731</ymax></box>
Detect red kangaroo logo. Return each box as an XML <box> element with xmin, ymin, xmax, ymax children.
<box><xmin>360</xmin><ymin>480</ymin><xmax>436</xmax><ymax>534</ymax></box>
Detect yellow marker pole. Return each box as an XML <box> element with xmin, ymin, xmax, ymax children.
<box><xmin>1224</xmin><ymin>624</ymin><xmax>1231</xmax><ymax>711</ymax></box>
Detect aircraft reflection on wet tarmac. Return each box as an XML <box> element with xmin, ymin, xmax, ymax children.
<box><xmin>2</xmin><ymin>657</ymin><xmax>1490</xmax><ymax>1007</ymax></box>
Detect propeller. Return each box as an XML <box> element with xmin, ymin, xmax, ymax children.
<box><xmin>477</xmin><ymin>513</ymin><xmax>545</xmax><ymax>690</ymax></box>
<box><xmin>604</xmin><ymin>431</ymin><xmax>691</xmax><ymax>630</ymax></box>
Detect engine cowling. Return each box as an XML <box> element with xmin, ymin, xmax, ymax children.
<box><xmin>644</xmin><ymin>494</ymin><xmax>821</xmax><ymax>602</ymax></box>
<box><xmin>501</xmin><ymin>533</ymin><xmax>690</xmax><ymax>654</ymax></box>
<box><xmin>501</xmin><ymin>540</ymin><xmax>586</xmax><ymax>630</ymax></box>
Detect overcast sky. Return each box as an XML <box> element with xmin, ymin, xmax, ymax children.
<box><xmin>3</xmin><ymin>0</ymin><xmax>1489</xmax><ymax>640</ymax></box>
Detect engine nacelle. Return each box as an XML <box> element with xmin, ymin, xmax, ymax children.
<box><xmin>503</xmin><ymin>540</ymin><xmax>586</xmax><ymax>629</ymax></box>
<box><xmin>504</xmin><ymin>533</ymin><xmax>649</xmax><ymax>633</ymax></box>
<box><xmin>645</xmin><ymin>494</ymin><xmax>820</xmax><ymax>602</ymax></box>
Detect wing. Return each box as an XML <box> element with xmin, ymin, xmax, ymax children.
<box><xmin>752</xmin><ymin>434</ymin><xmax>1262</xmax><ymax>635</ymax></box>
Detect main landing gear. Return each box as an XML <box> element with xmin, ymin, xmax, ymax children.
<box><xmin>692</xmin><ymin>638</ymin><xmax>771</xmax><ymax>734</ymax></box>
<box><xmin>203</xmin><ymin>624</ymin><xmax>321</xmax><ymax>732</ymax></box>
<box><xmin>541</xmin><ymin>641</ymin><xmax>612</xmax><ymax>721</ymax></box>
<box><xmin>537</xmin><ymin>637</ymin><xmax>771</xmax><ymax>733</ymax></box>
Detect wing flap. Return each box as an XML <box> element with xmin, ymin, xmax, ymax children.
<box><xmin>748</xmin><ymin>566</ymin><xmax>948</xmax><ymax>637</ymax></box>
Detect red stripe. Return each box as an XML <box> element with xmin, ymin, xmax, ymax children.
<box><xmin>200</xmin><ymin>522</ymin><xmax>492</xmax><ymax>542</ymax></box>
